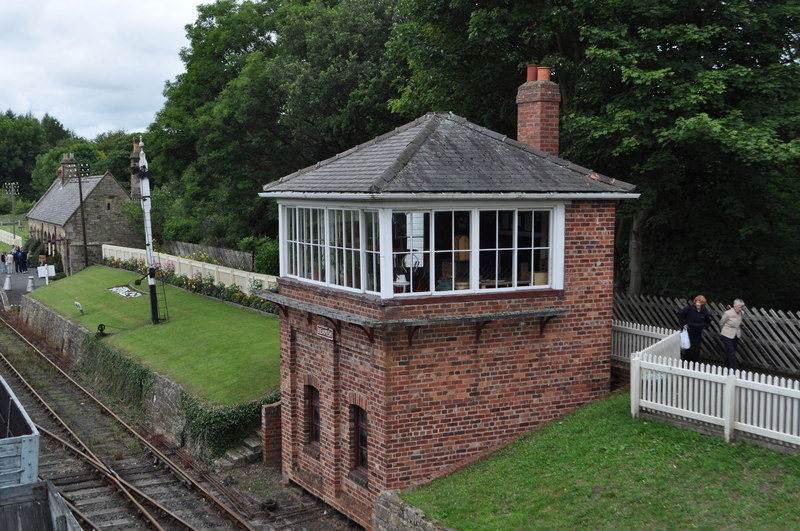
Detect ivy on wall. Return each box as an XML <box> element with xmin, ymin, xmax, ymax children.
<box><xmin>182</xmin><ymin>389</ymin><xmax>281</xmax><ymax>457</ymax></box>
<box><xmin>79</xmin><ymin>333</ymin><xmax>155</xmax><ymax>407</ymax></box>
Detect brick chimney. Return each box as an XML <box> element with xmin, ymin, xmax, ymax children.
<box><xmin>516</xmin><ymin>65</ymin><xmax>560</xmax><ymax>157</ymax></box>
<box><xmin>130</xmin><ymin>137</ymin><xmax>142</xmax><ymax>201</ymax></box>
<box><xmin>60</xmin><ymin>153</ymin><xmax>77</xmax><ymax>186</ymax></box>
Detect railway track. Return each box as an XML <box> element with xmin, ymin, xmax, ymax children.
<box><xmin>0</xmin><ymin>312</ymin><xmax>362</xmax><ymax>530</ymax></box>
<box><xmin>0</xmin><ymin>313</ymin><xmax>271</xmax><ymax>529</ymax></box>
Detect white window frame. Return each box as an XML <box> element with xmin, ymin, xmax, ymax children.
<box><xmin>278</xmin><ymin>202</ymin><xmax>566</xmax><ymax>297</ymax></box>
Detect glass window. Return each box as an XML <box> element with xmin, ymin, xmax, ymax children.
<box><xmin>285</xmin><ymin>207</ymin><xmax>380</xmax><ymax>293</ymax></box>
<box><xmin>391</xmin><ymin>212</ymin><xmax>429</xmax><ymax>294</ymax></box>
<box><xmin>352</xmin><ymin>406</ymin><xmax>368</xmax><ymax>471</ymax></box>
<box><xmin>479</xmin><ymin>209</ymin><xmax>551</xmax><ymax>290</ymax></box>
<box><xmin>306</xmin><ymin>386</ymin><xmax>320</xmax><ymax>445</ymax></box>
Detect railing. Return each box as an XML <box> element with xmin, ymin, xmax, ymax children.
<box><xmin>102</xmin><ymin>245</ymin><xmax>277</xmax><ymax>296</ymax></box>
<box><xmin>631</xmin><ymin>353</ymin><xmax>800</xmax><ymax>449</ymax></box>
<box><xmin>614</xmin><ymin>292</ymin><xmax>800</xmax><ymax>377</ymax></box>
<box><xmin>611</xmin><ymin>320</ymin><xmax>679</xmax><ymax>364</ymax></box>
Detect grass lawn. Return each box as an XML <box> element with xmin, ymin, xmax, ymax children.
<box><xmin>403</xmin><ymin>390</ymin><xmax>800</xmax><ymax>530</ymax></box>
<box><xmin>29</xmin><ymin>266</ymin><xmax>280</xmax><ymax>405</ymax></box>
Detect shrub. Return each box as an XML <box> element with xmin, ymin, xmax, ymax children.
<box><xmin>183</xmin><ymin>390</ymin><xmax>280</xmax><ymax>457</ymax></box>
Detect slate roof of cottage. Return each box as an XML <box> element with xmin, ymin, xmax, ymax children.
<box><xmin>261</xmin><ymin>112</ymin><xmax>636</xmax><ymax>196</ymax></box>
<box><xmin>27</xmin><ymin>173</ymin><xmax>108</xmax><ymax>227</ymax></box>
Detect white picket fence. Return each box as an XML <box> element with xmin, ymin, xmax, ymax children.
<box><xmin>102</xmin><ymin>244</ymin><xmax>278</xmax><ymax>296</ymax></box>
<box><xmin>612</xmin><ymin>320</ymin><xmax>680</xmax><ymax>364</ymax></box>
<box><xmin>631</xmin><ymin>353</ymin><xmax>800</xmax><ymax>449</ymax></box>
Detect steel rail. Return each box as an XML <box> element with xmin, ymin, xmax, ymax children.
<box><xmin>37</xmin><ymin>424</ymin><xmax>198</xmax><ymax>529</ymax></box>
<box><xmin>0</xmin><ymin>350</ymin><xmax>166</xmax><ymax>530</ymax></box>
<box><xmin>0</xmin><ymin>314</ymin><xmax>257</xmax><ymax>530</ymax></box>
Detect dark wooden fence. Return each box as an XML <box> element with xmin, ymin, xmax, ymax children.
<box><xmin>161</xmin><ymin>241</ymin><xmax>254</xmax><ymax>271</ymax></box>
<box><xmin>614</xmin><ymin>293</ymin><xmax>800</xmax><ymax>377</ymax></box>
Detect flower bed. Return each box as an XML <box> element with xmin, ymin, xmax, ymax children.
<box><xmin>103</xmin><ymin>257</ymin><xmax>278</xmax><ymax>314</ymax></box>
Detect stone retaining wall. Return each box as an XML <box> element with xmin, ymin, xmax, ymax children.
<box><xmin>373</xmin><ymin>491</ymin><xmax>448</xmax><ymax>531</ymax></box>
<box><xmin>20</xmin><ymin>297</ymin><xmax>89</xmax><ymax>363</ymax></box>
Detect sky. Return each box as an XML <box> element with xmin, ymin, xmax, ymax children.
<box><xmin>0</xmin><ymin>0</ymin><xmax>207</xmax><ymax>139</ymax></box>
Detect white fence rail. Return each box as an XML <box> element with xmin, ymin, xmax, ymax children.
<box><xmin>102</xmin><ymin>244</ymin><xmax>278</xmax><ymax>296</ymax></box>
<box><xmin>612</xmin><ymin>320</ymin><xmax>679</xmax><ymax>364</ymax></box>
<box><xmin>0</xmin><ymin>228</ymin><xmax>23</xmax><ymax>248</ymax></box>
<box><xmin>631</xmin><ymin>353</ymin><xmax>800</xmax><ymax>448</ymax></box>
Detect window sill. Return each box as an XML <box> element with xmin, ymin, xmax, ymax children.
<box><xmin>303</xmin><ymin>443</ymin><xmax>320</xmax><ymax>460</ymax></box>
<box><xmin>348</xmin><ymin>469</ymin><xmax>368</xmax><ymax>488</ymax></box>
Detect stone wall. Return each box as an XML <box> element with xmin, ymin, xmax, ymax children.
<box><xmin>20</xmin><ymin>297</ymin><xmax>89</xmax><ymax>363</ymax></box>
<box><xmin>373</xmin><ymin>491</ymin><xmax>447</xmax><ymax>531</ymax></box>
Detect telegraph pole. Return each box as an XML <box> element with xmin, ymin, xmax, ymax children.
<box><xmin>133</xmin><ymin>138</ymin><xmax>159</xmax><ymax>325</ymax></box>
<box><xmin>4</xmin><ymin>182</ymin><xmax>18</xmax><ymax>239</ymax></box>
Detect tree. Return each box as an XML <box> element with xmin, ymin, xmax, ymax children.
<box><xmin>40</xmin><ymin>113</ymin><xmax>74</xmax><ymax>149</ymax></box>
<box><xmin>149</xmin><ymin>0</ymin><xmax>409</xmax><ymax>245</ymax></box>
<box><xmin>388</xmin><ymin>0</ymin><xmax>800</xmax><ymax>308</ymax></box>
<box><xmin>0</xmin><ymin>112</ymin><xmax>46</xmax><ymax>199</ymax></box>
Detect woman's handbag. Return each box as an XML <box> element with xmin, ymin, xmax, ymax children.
<box><xmin>680</xmin><ymin>329</ymin><xmax>691</xmax><ymax>349</ymax></box>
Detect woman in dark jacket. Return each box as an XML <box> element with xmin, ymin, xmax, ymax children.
<box><xmin>677</xmin><ymin>295</ymin><xmax>711</xmax><ymax>363</ymax></box>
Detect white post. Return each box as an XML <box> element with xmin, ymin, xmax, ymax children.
<box><xmin>722</xmin><ymin>372</ymin><xmax>737</xmax><ymax>442</ymax></box>
<box><xmin>630</xmin><ymin>355</ymin><xmax>641</xmax><ymax>418</ymax></box>
<box><xmin>136</xmin><ymin>138</ymin><xmax>159</xmax><ymax>325</ymax></box>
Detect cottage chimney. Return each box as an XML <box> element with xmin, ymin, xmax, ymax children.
<box><xmin>60</xmin><ymin>153</ymin><xmax>77</xmax><ymax>186</ymax></box>
<box><xmin>130</xmin><ymin>137</ymin><xmax>142</xmax><ymax>201</ymax></box>
<box><xmin>516</xmin><ymin>65</ymin><xmax>560</xmax><ymax>156</ymax></box>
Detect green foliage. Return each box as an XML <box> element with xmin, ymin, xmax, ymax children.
<box><xmin>182</xmin><ymin>390</ymin><xmax>280</xmax><ymax>457</ymax></box>
<box><xmin>387</xmin><ymin>0</ymin><xmax>800</xmax><ymax>309</ymax></box>
<box><xmin>78</xmin><ymin>334</ymin><xmax>155</xmax><ymax>408</ymax></box>
<box><xmin>240</xmin><ymin>236</ymin><xmax>279</xmax><ymax>275</ymax></box>
<box><xmin>147</xmin><ymin>0</ymin><xmax>408</xmax><ymax>246</ymax></box>
<box><xmin>0</xmin><ymin>111</ymin><xmax>46</xmax><ymax>199</ymax></box>
<box><xmin>31</xmin><ymin>132</ymin><xmax>137</xmax><ymax>196</ymax></box>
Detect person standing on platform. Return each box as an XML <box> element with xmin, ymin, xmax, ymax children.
<box><xmin>719</xmin><ymin>299</ymin><xmax>746</xmax><ymax>370</ymax></box>
<box><xmin>677</xmin><ymin>295</ymin><xmax>711</xmax><ymax>363</ymax></box>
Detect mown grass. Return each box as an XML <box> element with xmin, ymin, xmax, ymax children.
<box><xmin>28</xmin><ymin>266</ymin><xmax>280</xmax><ymax>405</ymax></box>
<box><xmin>402</xmin><ymin>390</ymin><xmax>800</xmax><ymax>530</ymax></box>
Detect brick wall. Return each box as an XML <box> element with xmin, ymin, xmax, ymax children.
<box><xmin>516</xmin><ymin>79</ymin><xmax>561</xmax><ymax>156</ymax></box>
<box><xmin>262</xmin><ymin>401</ymin><xmax>282</xmax><ymax>465</ymax></box>
<box><xmin>279</xmin><ymin>200</ymin><xmax>617</xmax><ymax>529</ymax></box>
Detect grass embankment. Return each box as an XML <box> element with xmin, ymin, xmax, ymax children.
<box><xmin>29</xmin><ymin>266</ymin><xmax>280</xmax><ymax>405</ymax></box>
<box><xmin>403</xmin><ymin>390</ymin><xmax>800</xmax><ymax>530</ymax></box>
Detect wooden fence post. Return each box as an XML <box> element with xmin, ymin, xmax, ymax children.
<box><xmin>630</xmin><ymin>356</ymin><xmax>641</xmax><ymax>418</ymax></box>
<box><xmin>722</xmin><ymin>373</ymin><xmax>736</xmax><ymax>442</ymax></box>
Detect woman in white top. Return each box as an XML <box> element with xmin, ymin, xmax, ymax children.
<box><xmin>719</xmin><ymin>299</ymin><xmax>745</xmax><ymax>370</ymax></box>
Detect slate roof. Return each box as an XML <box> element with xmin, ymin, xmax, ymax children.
<box><xmin>27</xmin><ymin>174</ymin><xmax>107</xmax><ymax>227</ymax></box>
<box><xmin>261</xmin><ymin>112</ymin><xmax>636</xmax><ymax>197</ymax></box>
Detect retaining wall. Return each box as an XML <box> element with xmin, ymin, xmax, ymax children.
<box><xmin>20</xmin><ymin>295</ymin><xmax>186</xmax><ymax>447</ymax></box>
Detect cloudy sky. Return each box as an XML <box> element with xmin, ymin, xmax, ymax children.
<box><xmin>0</xmin><ymin>0</ymin><xmax>207</xmax><ymax>139</ymax></box>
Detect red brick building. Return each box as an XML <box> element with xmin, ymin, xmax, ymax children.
<box><xmin>259</xmin><ymin>66</ymin><xmax>638</xmax><ymax>528</ymax></box>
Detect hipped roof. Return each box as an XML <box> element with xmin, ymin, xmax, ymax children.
<box><xmin>261</xmin><ymin>112</ymin><xmax>636</xmax><ymax>198</ymax></box>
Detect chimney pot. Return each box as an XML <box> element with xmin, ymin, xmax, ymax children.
<box><xmin>526</xmin><ymin>64</ymin><xmax>538</xmax><ymax>83</ymax></box>
<box><xmin>537</xmin><ymin>66</ymin><xmax>551</xmax><ymax>82</ymax></box>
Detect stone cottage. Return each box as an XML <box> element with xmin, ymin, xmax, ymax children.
<box><xmin>258</xmin><ymin>66</ymin><xmax>638</xmax><ymax>528</ymax></box>
<box><xmin>27</xmin><ymin>154</ymin><xmax>142</xmax><ymax>275</ymax></box>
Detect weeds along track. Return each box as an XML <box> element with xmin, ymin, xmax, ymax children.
<box><xmin>0</xmin><ymin>315</ymin><xmax>267</xmax><ymax>530</ymax></box>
